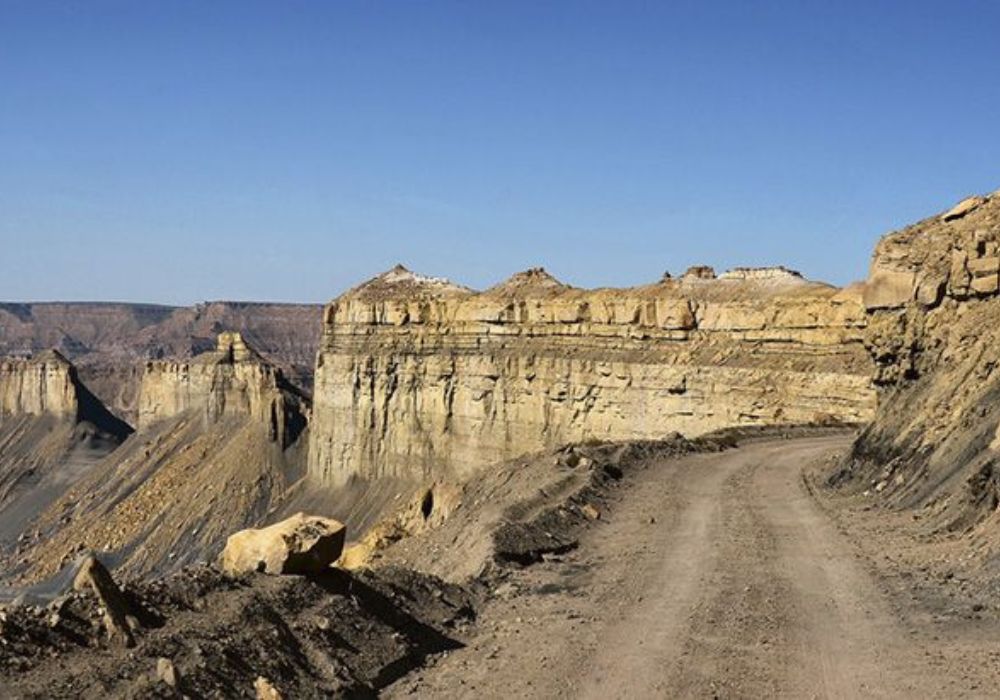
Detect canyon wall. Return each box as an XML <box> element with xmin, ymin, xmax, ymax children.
<box><xmin>309</xmin><ymin>265</ymin><xmax>876</xmax><ymax>485</ymax></box>
<box><xmin>138</xmin><ymin>332</ymin><xmax>308</xmax><ymax>447</ymax></box>
<box><xmin>0</xmin><ymin>352</ymin><xmax>131</xmax><ymax>552</ymax></box>
<box><xmin>0</xmin><ymin>301</ymin><xmax>322</xmax><ymax>422</ymax></box>
<box><xmin>837</xmin><ymin>190</ymin><xmax>1000</xmax><ymax>528</ymax></box>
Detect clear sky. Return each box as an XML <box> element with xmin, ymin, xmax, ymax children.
<box><xmin>2</xmin><ymin>1</ymin><xmax>998</xmax><ymax>304</ymax></box>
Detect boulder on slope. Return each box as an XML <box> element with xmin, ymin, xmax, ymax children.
<box><xmin>220</xmin><ymin>513</ymin><xmax>346</xmax><ymax>576</ymax></box>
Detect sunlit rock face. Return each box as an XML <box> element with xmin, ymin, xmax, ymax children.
<box><xmin>309</xmin><ymin>264</ymin><xmax>875</xmax><ymax>485</ymax></box>
<box><xmin>0</xmin><ymin>350</ymin><xmax>79</xmax><ymax>420</ymax></box>
<box><xmin>842</xmin><ymin>191</ymin><xmax>1000</xmax><ymax>528</ymax></box>
<box><xmin>138</xmin><ymin>332</ymin><xmax>307</xmax><ymax>447</ymax></box>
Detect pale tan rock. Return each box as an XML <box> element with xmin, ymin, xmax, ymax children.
<box><xmin>0</xmin><ymin>350</ymin><xmax>78</xmax><ymax>419</ymax></box>
<box><xmin>220</xmin><ymin>513</ymin><xmax>346</xmax><ymax>576</ymax></box>
<box><xmin>156</xmin><ymin>657</ymin><xmax>180</xmax><ymax>688</ymax></box>
<box><xmin>254</xmin><ymin>676</ymin><xmax>283</xmax><ymax>700</ymax></box>
<box><xmin>137</xmin><ymin>333</ymin><xmax>307</xmax><ymax>446</ymax></box>
<box><xmin>581</xmin><ymin>503</ymin><xmax>601</xmax><ymax>520</ymax></box>
<box><xmin>863</xmin><ymin>268</ymin><xmax>916</xmax><ymax>310</ymax></box>
<box><xmin>309</xmin><ymin>266</ymin><xmax>875</xmax><ymax>485</ymax></box>
<box><xmin>339</xmin><ymin>483</ymin><xmax>461</xmax><ymax>570</ymax></box>
<box><xmin>941</xmin><ymin>195</ymin><xmax>985</xmax><ymax>222</ymax></box>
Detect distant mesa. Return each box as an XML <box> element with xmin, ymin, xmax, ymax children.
<box><xmin>718</xmin><ymin>266</ymin><xmax>804</xmax><ymax>282</ymax></box>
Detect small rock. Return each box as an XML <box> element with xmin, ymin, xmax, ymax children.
<box><xmin>255</xmin><ymin>676</ymin><xmax>283</xmax><ymax>700</ymax></box>
<box><xmin>156</xmin><ymin>657</ymin><xmax>180</xmax><ymax>688</ymax></box>
<box><xmin>72</xmin><ymin>554</ymin><xmax>136</xmax><ymax>647</ymax></box>
<box><xmin>581</xmin><ymin>504</ymin><xmax>601</xmax><ymax>520</ymax></box>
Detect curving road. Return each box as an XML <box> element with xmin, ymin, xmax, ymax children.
<box><xmin>387</xmin><ymin>436</ymin><xmax>986</xmax><ymax>699</ymax></box>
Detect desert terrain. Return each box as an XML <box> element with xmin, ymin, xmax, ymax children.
<box><xmin>2</xmin><ymin>191</ymin><xmax>1000</xmax><ymax>698</ymax></box>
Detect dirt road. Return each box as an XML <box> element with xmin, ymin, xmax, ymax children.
<box><xmin>387</xmin><ymin>435</ymin><xmax>998</xmax><ymax>698</ymax></box>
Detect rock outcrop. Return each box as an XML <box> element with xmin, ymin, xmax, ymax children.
<box><xmin>220</xmin><ymin>513</ymin><xmax>346</xmax><ymax>576</ymax></box>
<box><xmin>309</xmin><ymin>265</ymin><xmax>875</xmax><ymax>485</ymax></box>
<box><xmin>8</xmin><ymin>335</ymin><xmax>312</xmax><ymax>582</ymax></box>
<box><xmin>138</xmin><ymin>332</ymin><xmax>307</xmax><ymax>447</ymax></box>
<box><xmin>0</xmin><ymin>351</ymin><xmax>78</xmax><ymax>419</ymax></box>
<box><xmin>837</xmin><ymin>189</ymin><xmax>1000</xmax><ymax>529</ymax></box>
<box><xmin>0</xmin><ymin>352</ymin><xmax>131</xmax><ymax>550</ymax></box>
<box><xmin>0</xmin><ymin>301</ymin><xmax>322</xmax><ymax>422</ymax></box>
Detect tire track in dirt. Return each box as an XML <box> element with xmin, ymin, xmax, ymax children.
<box><xmin>386</xmin><ymin>435</ymin><xmax>988</xmax><ymax>699</ymax></box>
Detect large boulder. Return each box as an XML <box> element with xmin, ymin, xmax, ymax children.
<box><xmin>220</xmin><ymin>513</ymin><xmax>346</xmax><ymax>576</ymax></box>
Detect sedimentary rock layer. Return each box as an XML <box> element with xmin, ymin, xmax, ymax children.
<box><xmin>0</xmin><ymin>301</ymin><xmax>322</xmax><ymax>421</ymax></box>
<box><xmin>9</xmin><ymin>334</ymin><xmax>311</xmax><ymax>582</ymax></box>
<box><xmin>840</xmin><ymin>189</ymin><xmax>1000</xmax><ymax>528</ymax></box>
<box><xmin>0</xmin><ymin>352</ymin><xmax>131</xmax><ymax>551</ymax></box>
<box><xmin>0</xmin><ymin>351</ymin><xmax>78</xmax><ymax>419</ymax></box>
<box><xmin>310</xmin><ymin>265</ymin><xmax>875</xmax><ymax>485</ymax></box>
<box><xmin>138</xmin><ymin>332</ymin><xmax>308</xmax><ymax>447</ymax></box>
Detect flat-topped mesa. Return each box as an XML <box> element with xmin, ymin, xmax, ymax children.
<box><xmin>0</xmin><ymin>350</ymin><xmax>132</xmax><ymax>443</ymax></box>
<box><xmin>137</xmin><ymin>332</ymin><xmax>307</xmax><ymax>446</ymax></box>
<box><xmin>0</xmin><ymin>350</ymin><xmax>78</xmax><ymax>419</ymax></box>
<box><xmin>310</xmin><ymin>264</ymin><xmax>875</xmax><ymax>485</ymax></box>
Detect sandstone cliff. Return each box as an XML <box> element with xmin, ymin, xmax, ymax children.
<box><xmin>836</xmin><ymin>189</ymin><xmax>1000</xmax><ymax>530</ymax></box>
<box><xmin>138</xmin><ymin>332</ymin><xmax>308</xmax><ymax>447</ymax></box>
<box><xmin>0</xmin><ymin>352</ymin><xmax>131</xmax><ymax>552</ymax></box>
<box><xmin>8</xmin><ymin>334</ymin><xmax>311</xmax><ymax>582</ymax></box>
<box><xmin>0</xmin><ymin>301</ymin><xmax>322</xmax><ymax>421</ymax></box>
<box><xmin>309</xmin><ymin>265</ymin><xmax>875</xmax><ymax>485</ymax></box>
<box><xmin>0</xmin><ymin>351</ymin><xmax>79</xmax><ymax>419</ymax></box>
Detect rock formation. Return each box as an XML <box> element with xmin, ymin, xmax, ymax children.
<box><xmin>0</xmin><ymin>301</ymin><xmax>322</xmax><ymax>422</ymax></box>
<box><xmin>837</xmin><ymin>189</ymin><xmax>1000</xmax><ymax>529</ymax></box>
<box><xmin>0</xmin><ymin>351</ymin><xmax>78</xmax><ymax>419</ymax></box>
<box><xmin>220</xmin><ymin>513</ymin><xmax>346</xmax><ymax>576</ymax></box>
<box><xmin>309</xmin><ymin>265</ymin><xmax>876</xmax><ymax>485</ymax></box>
<box><xmin>8</xmin><ymin>334</ymin><xmax>311</xmax><ymax>582</ymax></box>
<box><xmin>0</xmin><ymin>352</ymin><xmax>131</xmax><ymax>550</ymax></box>
<box><xmin>138</xmin><ymin>332</ymin><xmax>308</xmax><ymax>447</ymax></box>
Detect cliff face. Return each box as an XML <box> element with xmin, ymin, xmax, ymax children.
<box><xmin>0</xmin><ymin>351</ymin><xmax>78</xmax><ymax>419</ymax></box>
<box><xmin>838</xmin><ymin>190</ymin><xmax>1000</xmax><ymax>529</ymax></box>
<box><xmin>0</xmin><ymin>301</ymin><xmax>322</xmax><ymax>422</ymax></box>
<box><xmin>309</xmin><ymin>265</ymin><xmax>875</xmax><ymax>485</ymax></box>
<box><xmin>0</xmin><ymin>352</ymin><xmax>131</xmax><ymax>551</ymax></box>
<box><xmin>138</xmin><ymin>332</ymin><xmax>307</xmax><ymax>447</ymax></box>
<box><xmin>9</xmin><ymin>334</ymin><xmax>311</xmax><ymax>582</ymax></box>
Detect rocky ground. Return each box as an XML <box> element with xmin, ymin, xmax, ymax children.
<box><xmin>4</xmin><ymin>429</ymin><xmax>1000</xmax><ymax>698</ymax></box>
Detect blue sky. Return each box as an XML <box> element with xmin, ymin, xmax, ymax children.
<box><xmin>1</xmin><ymin>1</ymin><xmax>998</xmax><ymax>304</ymax></box>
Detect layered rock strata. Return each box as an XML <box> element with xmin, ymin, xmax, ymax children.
<box><xmin>839</xmin><ymin>189</ymin><xmax>1000</xmax><ymax>528</ymax></box>
<box><xmin>0</xmin><ymin>352</ymin><xmax>131</xmax><ymax>550</ymax></box>
<box><xmin>0</xmin><ymin>351</ymin><xmax>79</xmax><ymax>419</ymax></box>
<box><xmin>138</xmin><ymin>332</ymin><xmax>307</xmax><ymax>447</ymax></box>
<box><xmin>0</xmin><ymin>301</ymin><xmax>322</xmax><ymax>422</ymax></box>
<box><xmin>310</xmin><ymin>265</ymin><xmax>876</xmax><ymax>485</ymax></box>
<box><xmin>8</xmin><ymin>334</ymin><xmax>312</xmax><ymax>582</ymax></box>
